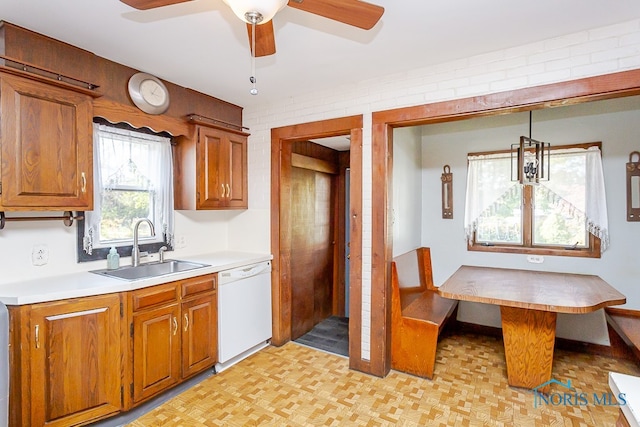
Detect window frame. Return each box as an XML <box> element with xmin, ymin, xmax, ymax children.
<box><xmin>467</xmin><ymin>142</ymin><xmax>602</xmax><ymax>259</ymax></box>
<box><xmin>76</xmin><ymin>119</ymin><xmax>174</xmax><ymax>263</ymax></box>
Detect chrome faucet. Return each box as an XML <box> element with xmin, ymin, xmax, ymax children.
<box><xmin>158</xmin><ymin>246</ymin><xmax>168</xmax><ymax>263</ymax></box>
<box><xmin>131</xmin><ymin>219</ymin><xmax>155</xmax><ymax>267</ymax></box>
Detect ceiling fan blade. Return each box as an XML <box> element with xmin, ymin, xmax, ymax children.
<box><xmin>287</xmin><ymin>0</ymin><xmax>384</xmax><ymax>30</ymax></box>
<box><xmin>120</xmin><ymin>0</ymin><xmax>190</xmax><ymax>10</ymax></box>
<box><xmin>246</xmin><ymin>21</ymin><xmax>277</xmax><ymax>57</ymax></box>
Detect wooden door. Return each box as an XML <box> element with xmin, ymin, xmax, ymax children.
<box><xmin>181</xmin><ymin>292</ymin><xmax>217</xmax><ymax>378</ymax></box>
<box><xmin>29</xmin><ymin>294</ymin><xmax>122</xmax><ymax>427</ymax></box>
<box><xmin>0</xmin><ymin>73</ymin><xmax>93</xmax><ymax>210</ymax></box>
<box><xmin>290</xmin><ymin>166</ymin><xmax>336</xmax><ymax>340</ymax></box>
<box><xmin>132</xmin><ymin>304</ymin><xmax>181</xmax><ymax>403</ymax></box>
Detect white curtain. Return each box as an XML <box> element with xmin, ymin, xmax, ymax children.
<box><xmin>83</xmin><ymin>123</ymin><xmax>174</xmax><ymax>254</ymax></box>
<box><xmin>585</xmin><ymin>146</ymin><xmax>610</xmax><ymax>251</ymax></box>
<box><xmin>463</xmin><ymin>146</ymin><xmax>609</xmax><ymax>253</ymax></box>
<box><xmin>464</xmin><ymin>152</ymin><xmax>519</xmax><ymax>243</ymax></box>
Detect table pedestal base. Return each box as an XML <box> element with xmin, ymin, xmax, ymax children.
<box><xmin>500</xmin><ymin>306</ymin><xmax>557</xmax><ymax>390</ymax></box>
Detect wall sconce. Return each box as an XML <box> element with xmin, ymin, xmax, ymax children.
<box><xmin>441</xmin><ymin>165</ymin><xmax>453</xmax><ymax>219</ymax></box>
<box><xmin>627</xmin><ymin>151</ymin><xmax>640</xmax><ymax>221</ymax></box>
<box><xmin>511</xmin><ymin>112</ymin><xmax>550</xmax><ymax>185</ymax></box>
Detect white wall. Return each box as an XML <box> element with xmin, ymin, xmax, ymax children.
<box><xmin>392</xmin><ymin>127</ymin><xmax>422</xmax><ymax>257</ymax></box>
<box><xmin>239</xmin><ymin>19</ymin><xmax>640</xmax><ymax>358</ymax></box>
<box><xmin>0</xmin><ymin>211</ymin><xmax>231</xmax><ymax>283</ymax></box>
<box><xmin>419</xmin><ymin>96</ymin><xmax>640</xmax><ymax>344</ymax></box>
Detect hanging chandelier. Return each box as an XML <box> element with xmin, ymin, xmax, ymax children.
<box><xmin>511</xmin><ymin>111</ymin><xmax>550</xmax><ymax>185</ymax></box>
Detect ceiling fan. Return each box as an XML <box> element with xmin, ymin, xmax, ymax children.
<box><xmin>119</xmin><ymin>0</ymin><xmax>385</xmax><ymax>57</ymax></box>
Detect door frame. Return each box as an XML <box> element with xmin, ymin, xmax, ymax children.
<box><xmin>270</xmin><ymin>115</ymin><xmax>369</xmax><ymax>372</ymax></box>
<box><xmin>369</xmin><ymin>68</ymin><xmax>640</xmax><ymax>377</ymax></box>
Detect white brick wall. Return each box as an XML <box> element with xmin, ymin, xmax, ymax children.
<box><xmin>242</xmin><ymin>18</ymin><xmax>640</xmax><ymax>362</ymax></box>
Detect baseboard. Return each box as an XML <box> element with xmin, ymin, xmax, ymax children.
<box><xmin>455</xmin><ymin>321</ymin><xmax>502</xmax><ymax>338</ymax></box>
<box><xmin>455</xmin><ymin>321</ymin><xmax>615</xmax><ymax>358</ymax></box>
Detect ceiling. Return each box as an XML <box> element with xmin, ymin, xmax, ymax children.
<box><xmin>1</xmin><ymin>0</ymin><xmax>640</xmax><ymax>110</ymax></box>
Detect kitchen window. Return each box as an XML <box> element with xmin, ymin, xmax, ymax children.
<box><xmin>463</xmin><ymin>143</ymin><xmax>609</xmax><ymax>258</ymax></box>
<box><xmin>78</xmin><ymin>121</ymin><xmax>174</xmax><ymax>262</ymax></box>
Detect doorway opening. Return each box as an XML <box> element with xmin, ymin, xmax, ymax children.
<box><xmin>270</xmin><ymin>116</ymin><xmax>368</xmax><ymax>369</ymax></box>
<box><xmin>287</xmin><ymin>136</ymin><xmax>350</xmax><ymax>356</ymax></box>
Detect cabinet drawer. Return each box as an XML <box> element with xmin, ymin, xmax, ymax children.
<box><xmin>181</xmin><ymin>274</ymin><xmax>216</xmax><ymax>299</ymax></box>
<box><xmin>131</xmin><ymin>283</ymin><xmax>179</xmax><ymax>312</ymax></box>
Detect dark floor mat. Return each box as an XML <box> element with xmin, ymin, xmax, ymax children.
<box><xmin>295</xmin><ymin>316</ymin><xmax>349</xmax><ymax>357</ymax></box>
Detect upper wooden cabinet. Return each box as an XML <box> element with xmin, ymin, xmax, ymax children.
<box><xmin>0</xmin><ymin>73</ymin><xmax>93</xmax><ymax>211</ymax></box>
<box><xmin>174</xmin><ymin>123</ymin><xmax>248</xmax><ymax>210</ymax></box>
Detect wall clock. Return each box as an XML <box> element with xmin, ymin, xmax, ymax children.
<box><xmin>127</xmin><ymin>72</ymin><xmax>170</xmax><ymax>115</ymax></box>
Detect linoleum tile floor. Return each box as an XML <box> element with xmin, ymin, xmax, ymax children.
<box><xmin>127</xmin><ymin>333</ymin><xmax>639</xmax><ymax>426</ymax></box>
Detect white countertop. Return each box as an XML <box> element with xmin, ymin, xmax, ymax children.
<box><xmin>0</xmin><ymin>251</ymin><xmax>272</xmax><ymax>305</ymax></box>
<box><xmin>609</xmin><ymin>372</ymin><xmax>640</xmax><ymax>427</ymax></box>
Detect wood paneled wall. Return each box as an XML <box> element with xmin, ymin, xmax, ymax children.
<box><xmin>0</xmin><ymin>21</ymin><xmax>242</xmax><ymax>127</ymax></box>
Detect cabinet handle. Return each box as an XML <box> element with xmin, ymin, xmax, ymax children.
<box><xmin>173</xmin><ymin>316</ymin><xmax>178</xmax><ymax>336</ymax></box>
<box><xmin>81</xmin><ymin>172</ymin><xmax>87</xmax><ymax>193</ymax></box>
<box><xmin>221</xmin><ymin>183</ymin><xmax>226</xmax><ymax>198</ymax></box>
<box><xmin>35</xmin><ymin>324</ymin><xmax>40</xmax><ymax>349</ymax></box>
<box><xmin>226</xmin><ymin>184</ymin><xmax>231</xmax><ymax>199</ymax></box>
<box><xmin>184</xmin><ymin>313</ymin><xmax>189</xmax><ymax>331</ymax></box>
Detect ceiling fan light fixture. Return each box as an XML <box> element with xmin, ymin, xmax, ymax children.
<box><xmin>222</xmin><ymin>0</ymin><xmax>288</xmax><ymax>24</ymax></box>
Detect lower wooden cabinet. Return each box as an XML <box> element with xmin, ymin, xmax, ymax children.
<box><xmin>182</xmin><ymin>292</ymin><xmax>218</xmax><ymax>377</ymax></box>
<box><xmin>132</xmin><ymin>302</ymin><xmax>181</xmax><ymax>403</ymax></box>
<box><xmin>8</xmin><ymin>273</ymin><xmax>218</xmax><ymax>426</ymax></box>
<box><xmin>9</xmin><ymin>293</ymin><xmax>123</xmax><ymax>427</ymax></box>
<box><xmin>128</xmin><ymin>274</ymin><xmax>217</xmax><ymax>405</ymax></box>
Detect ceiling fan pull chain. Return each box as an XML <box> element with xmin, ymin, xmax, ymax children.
<box><xmin>249</xmin><ymin>20</ymin><xmax>258</xmax><ymax>95</ymax></box>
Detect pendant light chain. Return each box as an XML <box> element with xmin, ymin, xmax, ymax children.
<box><xmin>249</xmin><ymin>20</ymin><xmax>258</xmax><ymax>95</ymax></box>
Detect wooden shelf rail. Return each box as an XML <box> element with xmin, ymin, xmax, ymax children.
<box><xmin>0</xmin><ymin>211</ymin><xmax>83</xmax><ymax>230</ymax></box>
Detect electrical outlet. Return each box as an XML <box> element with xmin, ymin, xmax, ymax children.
<box><xmin>175</xmin><ymin>235</ymin><xmax>187</xmax><ymax>249</ymax></box>
<box><xmin>32</xmin><ymin>244</ymin><xmax>49</xmax><ymax>266</ymax></box>
<box><xmin>527</xmin><ymin>255</ymin><xmax>544</xmax><ymax>264</ymax></box>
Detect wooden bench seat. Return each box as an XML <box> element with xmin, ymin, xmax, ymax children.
<box><xmin>391</xmin><ymin>247</ymin><xmax>458</xmax><ymax>379</ymax></box>
<box><xmin>606</xmin><ymin>307</ymin><xmax>640</xmax><ymax>365</ymax></box>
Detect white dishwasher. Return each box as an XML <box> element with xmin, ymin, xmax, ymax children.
<box><xmin>216</xmin><ymin>261</ymin><xmax>272</xmax><ymax>372</ymax></box>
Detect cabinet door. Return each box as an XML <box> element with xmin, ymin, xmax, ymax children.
<box><xmin>181</xmin><ymin>292</ymin><xmax>217</xmax><ymax>378</ymax></box>
<box><xmin>226</xmin><ymin>132</ymin><xmax>248</xmax><ymax>208</ymax></box>
<box><xmin>132</xmin><ymin>303</ymin><xmax>181</xmax><ymax>403</ymax></box>
<box><xmin>0</xmin><ymin>73</ymin><xmax>93</xmax><ymax>210</ymax></box>
<box><xmin>195</xmin><ymin>126</ymin><xmax>247</xmax><ymax>209</ymax></box>
<box><xmin>29</xmin><ymin>294</ymin><xmax>122</xmax><ymax>427</ymax></box>
<box><xmin>196</xmin><ymin>127</ymin><xmax>226</xmax><ymax>208</ymax></box>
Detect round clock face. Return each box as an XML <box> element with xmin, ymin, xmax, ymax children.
<box><xmin>128</xmin><ymin>72</ymin><xmax>170</xmax><ymax>115</ymax></box>
<box><xmin>140</xmin><ymin>79</ymin><xmax>168</xmax><ymax>107</ymax></box>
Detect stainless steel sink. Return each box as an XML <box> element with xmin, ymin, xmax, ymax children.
<box><xmin>91</xmin><ymin>260</ymin><xmax>210</xmax><ymax>281</ymax></box>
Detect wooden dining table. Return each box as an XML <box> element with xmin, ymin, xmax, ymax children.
<box><xmin>438</xmin><ymin>265</ymin><xmax>626</xmax><ymax>390</ymax></box>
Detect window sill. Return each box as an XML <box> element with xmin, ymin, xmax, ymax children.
<box><xmin>468</xmin><ymin>243</ymin><xmax>600</xmax><ymax>259</ymax></box>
